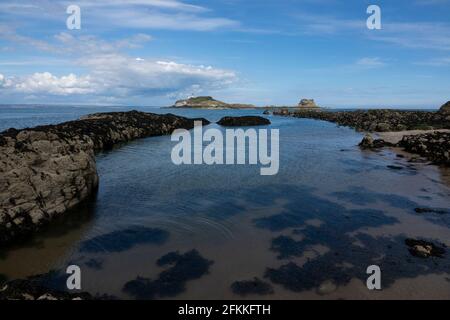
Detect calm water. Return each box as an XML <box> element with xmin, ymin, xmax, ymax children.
<box><xmin>1</xmin><ymin>105</ymin><xmax>450</xmax><ymax>299</ymax></box>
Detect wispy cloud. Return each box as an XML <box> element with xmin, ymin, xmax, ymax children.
<box><xmin>293</xmin><ymin>12</ymin><xmax>450</xmax><ymax>51</ymax></box>
<box><xmin>0</xmin><ymin>0</ymin><xmax>239</xmax><ymax>32</ymax></box>
<box><xmin>355</xmin><ymin>57</ymin><xmax>387</xmax><ymax>68</ymax></box>
<box><xmin>416</xmin><ymin>56</ymin><xmax>450</xmax><ymax>66</ymax></box>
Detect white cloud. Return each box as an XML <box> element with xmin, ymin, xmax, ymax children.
<box><xmin>4</xmin><ymin>72</ymin><xmax>94</xmax><ymax>95</ymax></box>
<box><xmin>0</xmin><ymin>55</ymin><xmax>238</xmax><ymax>99</ymax></box>
<box><xmin>81</xmin><ymin>54</ymin><xmax>238</xmax><ymax>97</ymax></box>
<box><xmin>73</xmin><ymin>0</ymin><xmax>208</xmax><ymax>12</ymax></box>
<box><xmin>96</xmin><ymin>9</ymin><xmax>239</xmax><ymax>31</ymax></box>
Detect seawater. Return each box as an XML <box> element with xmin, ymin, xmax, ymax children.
<box><xmin>0</xmin><ymin>105</ymin><xmax>449</xmax><ymax>299</ymax></box>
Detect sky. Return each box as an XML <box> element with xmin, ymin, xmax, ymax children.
<box><xmin>0</xmin><ymin>0</ymin><xmax>449</xmax><ymax>108</ymax></box>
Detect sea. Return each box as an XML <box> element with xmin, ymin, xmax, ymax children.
<box><xmin>0</xmin><ymin>104</ymin><xmax>449</xmax><ymax>299</ymax></box>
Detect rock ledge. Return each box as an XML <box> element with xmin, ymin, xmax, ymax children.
<box><xmin>0</xmin><ymin>111</ymin><xmax>209</xmax><ymax>245</ymax></box>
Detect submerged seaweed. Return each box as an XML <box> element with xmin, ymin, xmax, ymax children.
<box><xmin>79</xmin><ymin>226</ymin><xmax>169</xmax><ymax>253</ymax></box>
<box><xmin>231</xmin><ymin>277</ymin><xmax>274</xmax><ymax>296</ymax></box>
<box><xmin>123</xmin><ymin>249</ymin><xmax>213</xmax><ymax>299</ymax></box>
<box><xmin>85</xmin><ymin>258</ymin><xmax>104</xmax><ymax>270</ymax></box>
<box><xmin>266</xmin><ymin>232</ymin><xmax>450</xmax><ymax>293</ymax></box>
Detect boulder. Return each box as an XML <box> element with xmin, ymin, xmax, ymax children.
<box><xmin>359</xmin><ymin>134</ymin><xmax>392</xmax><ymax>149</ymax></box>
<box><xmin>217</xmin><ymin>116</ymin><xmax>271</xmax><ymax>127</ymax></box>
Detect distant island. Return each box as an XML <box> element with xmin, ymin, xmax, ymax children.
<box><xmin>170</xmin><ymin>96</ymin><xmax>256</xmax><ymax>109</ymax></box>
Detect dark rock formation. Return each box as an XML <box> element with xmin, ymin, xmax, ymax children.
<box><xmin>273</xmin><ymin>107</ymin><xmax>449</xmax><ymax>166</ymax></box>
<box><xmin>0</xmin><ymin>111</ymin><xmax>210</xmax><ymax>246</ymax></box>
<box><xmin>359</xmin><ymin>134</ymin><xmax>393</xmax><ymax>149</ymax></box>
<box><xmin>398</xmin><ymin>132</ymin><xmax>450</xmax><ymax>166</ymax></box>
<box><xmin>217</xmin><ymin>116</ymin><xmax>271</xmax><ymax>127</ymax></box>
<box><xmin>274</xmin><ymin>109</ymin><xmax>449</xmax><ymax>132</ymax></box>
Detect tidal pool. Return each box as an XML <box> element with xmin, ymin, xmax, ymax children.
<box><xmin>1</xmin><ymin>106</ymin><xmax>449</xmax><ymax>299</ymax></box>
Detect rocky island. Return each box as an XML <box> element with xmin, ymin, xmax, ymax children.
<box><xmin>297</xmin><ymin>99</ymin><xmax>321</xmax><ymax>110</ymax></box>
<box><xmin>172</xmin><ymin>96</ymin><xmax>256</xmax><ymax>109</ymax></box>
<box><xmin>0</xmin><ymin>111</ymin><xmax>210</xmax><ymax>246</ymax></box>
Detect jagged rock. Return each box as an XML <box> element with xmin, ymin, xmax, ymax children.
<box><xmin>217</xmin><ymin>116</ymin><xmax>271</xmax><ymax>127</ymax></box>
<box><xmin>0</xmin><ymin>111</ymin><xmax>210</xmax><ymax>245</ymax></box>
<box><xmin>359</xmin><ymin>134</ymin><xmax>392</xmax><ymax>149</ymax></box>
<box><xmin>398</xmin><ymin>132</ymin><xmax>450</xmax><ymax>166</ymax></box>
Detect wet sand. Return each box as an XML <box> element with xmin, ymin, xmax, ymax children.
<box><xmin>376</xmin><ymin>129</ymin><xmax>450</xmax><ymax>145</ymax></box>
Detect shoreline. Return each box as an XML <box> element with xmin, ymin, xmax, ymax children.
<box><xmin>273</xmin><ymin>107</ymin><xmax>450</xmax><ymax>166</ymax></box>
<box><xmin>0</xmin><ymin>111</ymin><xmax>210</xmax><ymax>246</ymax></box>
<box><xmin>1</xmin><ymin>107</ymin><xmax>449</xmax><ymax>300</ymax></box>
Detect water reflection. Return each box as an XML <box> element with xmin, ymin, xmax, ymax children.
<box><xmin>0</xmin><ymin>108</ymin><xmax>449</xmax><ymax>299</ymax></box>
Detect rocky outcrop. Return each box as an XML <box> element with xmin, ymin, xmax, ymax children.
<box><xmin>217</xmin><ymin>116</ymin><xmax>271</xmax><ymax>127</ymax></box>
<box><xmin>0</xmin><ymin>111</ymin><xmax>210</xmax><ymax>246</ymax></box>
<box><xmin>359</xmin><ymin>134</ymin><xmax>393</xmax><ymax>149</ymax></box>
<box><xmin>275</xmin><ymin>109</ymin><xmax>450</xmax><ymax>132</ymax></box>
<box><xmin>398</xmin><ymin>132</ymin><xmax>450</xmax><ymax>166</ymax></box>
<box><xmin>272</xmin><ymin>106</ymin><xmax>449</xmax><ymax>165</ymax></box>
<box><xmin>357</xmin><ymin>131</ymin><xmax>450</xmax><ymax>166</ymax></box>
<box><xmin>172</xmin><ymin>96</ymin><xmax>255</xmax><ymax>109</ymax></box>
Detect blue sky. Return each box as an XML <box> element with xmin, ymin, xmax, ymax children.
<box><xmin>0</xmin><ymin>0</ymin><xmax>449</xmax><ymax>108</ymax></box>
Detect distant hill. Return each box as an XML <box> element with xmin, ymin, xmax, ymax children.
<box><xmin>172</xmin><ymin>96</ymin><xmax>256</xmax><ymax>109</ymax></box>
